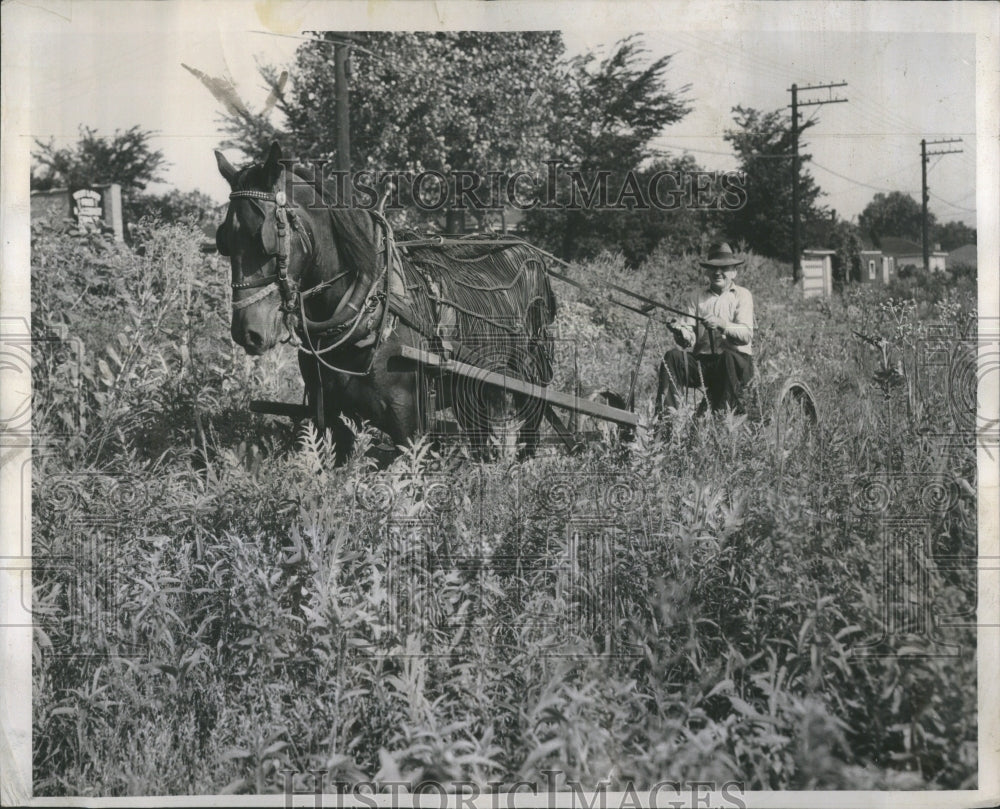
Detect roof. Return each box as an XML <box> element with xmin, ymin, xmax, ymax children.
<box><xmin>878</xmin><ymin>236</ymin><xmax>923</xmax><ymax>256</ymax></box>
<box><xmin>946</xmin><ymin>243</ymin><xmax>977</xmax><ymax>268</ymax></box>
<box><xmin>875</xmin><ymin>235</ymin><xmax>948</xmax><ymax>257</ymax></box>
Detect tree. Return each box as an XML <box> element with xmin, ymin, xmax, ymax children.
<box><xmin>127</xmin><ymin>189</ymin><xmax>220</xmax><ymax>227</ymax></box>
<box><xmin>220</xmin><ymin>32</ymin><xmax>569</xmax><ymax>231</ymax></box>
<box><xmin>31</xmin><ymin>125</ymin><xmax>167</xmax><ymax>193</ymax></box>
<box><xmin>722</xmin><ymin>106</ymin><xmax>825</xmax><ymax>262</ymax></box>
<box><xmin>220</xmin><ymin>33</ymin><xmax>692</xmax><ymax>249</ymax></box>
<box><xmin>858</xmin><ymin>191</ymin><xmax>929</xmax><ymax>245</ymax></box>
<box><xmin>933</xmin><ymin>219</ymin><xmax>976</xmax><ymax>252</ymax></box>
<box><xmin>521</xmin><ymin>153</ymin><xmax>717</xmax><ymax>266</ymax></box>
<box><xmin>519</xmin><ymin>38</ymin><xmax>693</xmax><ymax>264</ymax></box>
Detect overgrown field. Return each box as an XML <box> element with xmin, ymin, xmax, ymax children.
<box><xmin>30</xmin><ymin>218</ymin><xmax>978</xmax><ymax>795</ymax></box>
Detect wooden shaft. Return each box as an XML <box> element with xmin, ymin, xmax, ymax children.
<box><xmin>545</xmin><ymin>268</ymin><xmax>702</xmax><ymax>322</ymax></box>
<box><xmin>250</xmin><ymin>400</ymin><xmax>310</xmax><ymax>420</ymax></box>
<box><xmin>395</xmin><ymin>345</ymin><xmax>640</xmax><ymax>427</ymax></box>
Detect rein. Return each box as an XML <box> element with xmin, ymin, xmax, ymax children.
<box><xmin>225</xmin><ymin>189</ymin><xmax>545</xmax><ymax>379</ymax></box>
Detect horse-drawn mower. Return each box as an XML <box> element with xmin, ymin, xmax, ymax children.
<box><xmin>220</xmin><ymin>143</ymin><xmax>818</xmax><ymax>461</ymax></box>
<box><xmin>248</xmin><ymin>232</ymin><xmax>819</xmax><ymax>458</ymax></box>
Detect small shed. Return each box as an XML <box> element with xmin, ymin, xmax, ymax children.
<box><xmin>801</xmin><ymin>249</ymin><xmax>835</xmax><ymax>298</ymax></box>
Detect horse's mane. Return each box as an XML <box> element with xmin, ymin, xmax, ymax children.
<box><xmin>290</xmin><ymin>165</ymin><xmax>378</xmax><ymax>277</ymax></box>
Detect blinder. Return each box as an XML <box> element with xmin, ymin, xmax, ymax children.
<box><xmin>260</xmin><ymin>212</ymin><xmax>279</xmax><ymax>256</ymax></box>
<box><xmin>222</xmin><ymin>189</ymin><xmax>307</xmax><ymax>344</ymax></box>
<box><xmin>218</xmin><ymin>195</ymin><xmax>283</xmax><ymax>263</ymax></box>
<box><xmin>215</xmin><ymin>222</ymin><xmax>231</xmax><ymax>257</ymax></box>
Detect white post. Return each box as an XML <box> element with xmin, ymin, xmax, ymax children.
<box><xmin>100</xmin><ymin>184</ymin><xmax>124</xmax><ymax>242</ymax></box>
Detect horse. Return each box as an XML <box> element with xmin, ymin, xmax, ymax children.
<box><xmin>214</xmin><ymin>142</ymin><xmax>556</xmax><ymax>463</ymax></box>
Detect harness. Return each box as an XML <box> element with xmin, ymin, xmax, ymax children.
<box><xmin>295</xmin><ymin>208</ymin><xmax>395</xmax><ymax>377</ymax></box>
<box><xmin>227</xmin><ymin>190</ymin><xmax>311</xmax><ymax>337</ymax></box>
<box><xmin>223</xmin><ymin>188</ymin><xmax>546</xmax><ymax>380</ymax></box>
<box><xmin>224</xmin><ymin>188</ymin><xmax>396</xmax><ymax>376</ymax></box>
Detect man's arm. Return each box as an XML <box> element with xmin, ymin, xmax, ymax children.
<box><xmin>722</xmin><ymin>287</ymin><xmax>753</xmax><ymax>345</ymax></box>
<box><xmin>669</xmin><ymin>292</ymin><xmax>698</xmax><ymax>348</ymax></box>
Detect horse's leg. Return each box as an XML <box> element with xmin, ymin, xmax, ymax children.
<box><xmin>311</xmin><ymin>366</ymin><xmax>355</xmax><ymax>465</ymax></box>
<box><xmin>515</xmin><ymin>342</ymin><xmax>550</xmax><ymax>459</ymax></box>
<box><xmin>380</xmin><ymin>370</ymin><xmax>422</xmax><ymax>453</ymax></box>
<box><xmin>516</xmin><ymin>393</ymin><xmax>544</xmax><ymax>459</ymax></box>
<box><xmin>451</xmin><ymin>376</ymin><xmax>492</xmax><ymax>459</ymax></box>
<box><xmin>330</xmin><ymin>415</ymin><xmax>356</xmax><ymax>465</ymax></box>
<box><xmin>298</xmin><ymin>351</ymin><xmax>320</xmax><ymax>425</ymax></box>
<box><xmin>320</xmin><ymin>383</ymin><xmax>355</xmax><ymax>465</ymax></box>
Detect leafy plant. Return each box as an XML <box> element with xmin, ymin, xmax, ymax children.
<box><xmin>32</xmin><ymin>218</ymin><xmax>976</xmax><ymax>795</ymax></box>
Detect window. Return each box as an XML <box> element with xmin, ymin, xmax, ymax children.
<box><xmin>868</xmin><ymin>259</ymin><xmax>876</xmax><ymax>281</ymax></box>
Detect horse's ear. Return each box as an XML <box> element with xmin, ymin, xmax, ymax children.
<box><xmin>263</xmin><ymin>141</ymin><xmax>283</xmax><ymax>187</ymax></box>
<box><xmin>215</xmin><ymin>150</ymin><xmax>238</xmax><ymax>185</ymax></box>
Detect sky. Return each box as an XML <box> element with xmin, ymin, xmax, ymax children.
<box><xmin>12</xmin><ymin>1</ymin><xmax>987</xmax><ymax>228</ymax></box>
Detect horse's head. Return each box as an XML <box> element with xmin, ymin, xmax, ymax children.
<box><xmin>215</xmin><ymin>142</ymin><xmax>302</xmax><ymax>354</ymax></box>
<box><xmin>216</xmin><ymin>142</ymin><xmax>382</xmax><ymax>357</ymax></box>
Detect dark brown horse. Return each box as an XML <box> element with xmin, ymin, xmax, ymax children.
<box><xmin>215</xmin><ymin>142</ymin><xmax>556</xmax><ymax>462</ymax></box>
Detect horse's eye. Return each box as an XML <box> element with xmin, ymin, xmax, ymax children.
<box><xmin>215</xmin><ymin>223</ymin><xmax>231</xmax><ymax>257</ymax></box>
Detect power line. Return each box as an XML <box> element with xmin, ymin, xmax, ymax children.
<box><xmin>248</xmin><ymin>29</ymin><xmax>384</xmax><ymax>61</ymax></box>
<box><xmin>812</xmin><ymin>157</ymin><xmax>976</xmax><ymax>216</ymax></box>
<box><xmin>944</xmin><ymin>187</ymin><xmax>977</xmax><ymax>203</ymax></box>
<box><xmin>655</xmin><ymin>142</ymin><xmax>792</xmax><ymax>160</ymax></box>
<box><xmin>929</xmin><ymin>190</ymin><xmax>976</xmax><ymax>213</ymax></box>
<box><xmin>655</xmin><ymin>144</ymin><xmax>735</xmax><ymax>158</ymax></box>
<box><xmin>811</xmin><ymin>159</ymin><xmax>919</xmax><ymax>195</ymax></box>
<box><xmin>675</xmin><ymin>29</ymin><xmax>933</xmax><ymax>140</ymax></box>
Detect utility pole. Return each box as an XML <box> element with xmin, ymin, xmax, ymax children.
<box><xmin>334</xmin><ymin>41</ymin><xmax>351</xmax><ymax>173</ymax></box>
<box><xmin>791</xmin><ymin>84</ymin><xmax>798</xmax><ymax>281</ymax></box>
<box><xmin>788</xmin><ymin>81</ymin><xmax>847</xmax><ymax>282</ymax></box>
<box><xmin>920</xmin><ymin>137</ymin><xmax>962</xmax><ymax>271</ymax></box>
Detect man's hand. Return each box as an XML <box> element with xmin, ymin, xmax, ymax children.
<box><xmin>703</xmin><ymin>314</ymin><xmax>727</xmax><ymax>332</ymax></box>
<box><xmin>667</xmin><ymin>319</ymin><xmax>692</xmax><ymax>348</ymax></box>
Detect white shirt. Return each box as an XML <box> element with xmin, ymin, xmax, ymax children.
<box><xmin>675</xmin><ymin>282</ymin><xmax>754</xmax><ymax>356</ymax></box>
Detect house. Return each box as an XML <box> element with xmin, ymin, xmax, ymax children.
<box><xmin>946</xmin><ymin>243</ymin><xmax>977</xmax><ymax>271</ymax></box>
<box><xmin>878</xmin><ymin>236</ymin><xmax>947</xmax><ymax>273</ymax></box>
<box><xmin>858</xmin><ymin>239</ymin><xmax>895</xmax><ymax>285</ymax></box>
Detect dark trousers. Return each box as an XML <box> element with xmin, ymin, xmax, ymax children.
<box><xmin>656</xmin><ymin>349</ymin><xmax>754</xmax><ymax>415</ymax></box>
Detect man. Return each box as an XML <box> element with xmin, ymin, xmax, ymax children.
<box><xmin>656</xmin><ymin>242</ymin><xmax>755</xmax><ymax>416</ymax></box>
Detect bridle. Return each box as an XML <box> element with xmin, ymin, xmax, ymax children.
<box><xmin>227</xmin><ymin>190</ymin><xmax>311</xmax><ymax>328</ymax></box>
<box><xmin>222</xmin><ymin>187</ymin><xmax>396</xmax><ymax>374</ymax></box>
